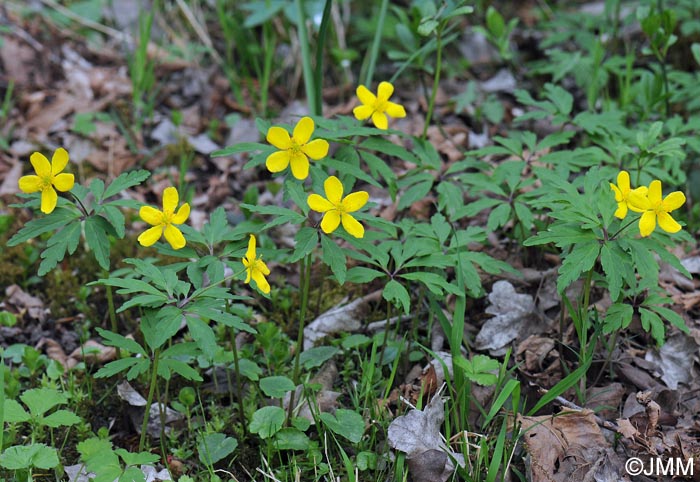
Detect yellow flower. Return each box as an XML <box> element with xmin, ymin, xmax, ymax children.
<box><xmin>609</xmin><ymin>171</ymin><xmax>647</xmax><ymax>219</ymax></box>
<box><xmin>307</xmin><ymin>176</ymin><xmax>369</xmax><ymax>238</ymax></box>
<box><xmin>627</xmin><ymin>180</ymin><xmax>685</xmax><ymax>237</ymax></box>
<box><xmin>18</xmin><ymin>148</ymin><xmax>75</xmax><ymax>214</ymax></box>
<box><xmin>242</xmin><ymin>234</ymin><xmax>271</xmax><ymax>294</ymax></box>
<box><xmin>265</xmin><ymin>116</ymin><xmax>329</xmax><ymax>180</ymax></box>
<box><xmin>137</xmin><ymin>187</ymin><xmax>190</xmax><ymax>250</ymax></box>
<box><xmin>353</xmin><ymin>81</ymin><xmax>406</xmax><ymax>130</ymax></box>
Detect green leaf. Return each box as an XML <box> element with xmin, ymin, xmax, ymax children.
<box><xmin>96</xmin><ymin>328</ymin><xmax>146</xmax><ymax>355</ymax></box>
<box><xmin>198</xmin><ymin>432</ymin><xmax>238</xmax><ymax>466</ymax></box>
<box><xmin>119</xmin><ymin>466</ymin><xmax>147</xmax><ymax>482</ymax></box>
<box><xmin>299</xmin><ymin>346</ymin><xmax>339</xmax><ymax>369</ymax></box>
<box><xmin>0</xmin><ymin>443</ymin><xmax>59</xmax><ymax>470</ymax></box>
<box><xmin>159</xmin><ymin>358</ymin><xmax>203</xmax><ymax>382</ymax></box>
<box><xmin>238</xmin><ymin>358</ymin><xmax>263</xmax><ymax>381</ymax></box>
<box><xmin>399</xmin><ymin>272</ymin><xmax>460</xmax><ymax>297</ymax></box>
<box><xmin>84</xmin><ymin>215</ymin><xmax>113</xmax><ymax>270</ymax></box>
<box><xmin>3</xmin><ymin>399</ymin><xmax>30</xmax><ymax>423</ymax></box>
<box><xmin>77</xmin><ymin>438</ymin><xmax>121</xmax><ymax>482</ymax></box>
<box><xmin>360</xmin><ymin>137</ymin><xmax>420</xmax><ymax>165</ymax></box>
<box><xmin>102</xmin><ymin>205</ymin><xmax>126</xmax><ymax>238</ymax></box>
<box><xmin>600</xmin><ymin>243</ymin><xmax>625</xmax><ymax>301</ymax></box>
<box><xmin>240</xmin><ymin>204</ymin><xmax>306</xmax><ymax>229</ymax></box>
<box><xmin>114</xmin><ymin>449</ymin><xmax>160</xmax><ymax>467</ymax></box>
<box><xmin>7</xmin><ymin>208</ymin><xmax>80</xmax><ymax>246</ymax></box>
<box><xmin>273</xmin><ymin>428</ymin><xmax>310</xmax><ymax>450</ymax></box>
<box><xmin>186</xmin><ymin>316</ymin><xmax>218</xmax><ymax>358</ymax></box>
<box><xmin>346</xmin><ymin>266</ymin><xmax>385</xmax><ymax>284</ymax></box>
<box><xmin>486</xmin><ymin>6</ymin><xmax>505</xmax><ymax>37</ymax></box>
<box><xmin>640</xmin><ymin>307</ymin><xmax>665</xmax><ymax>346</ymax></box>
<box><xmin>319</xmin><ymin>409</ymin><xmax>364</xmax><ymax>444</ymax></box>
<box><xmin>141</xmin><ymin>307</ymin><xmax>182</xmax><ymax>352</ymax></box>
<box><xmin>41</xmin><ymin>409</ymin><xmax>81</xmax><ymax>428</ymax></box>
<box><xmin>320</xmin><ymin>235</ymin><xmax>346</xmax><ymax>285</ymax></box>
<box><xmin>259</xmin><ymin>376</ymin><xmax>296</xmax><ymax>398</ymax></box>
<box><xmin>486</xmin><ymin>203</ymin><xmax>512</xmax><ymax>231</ymax></box>
<box><xmin>94</xmin><ymin>357</ymin><xmax>148</xmax><ymax>379</ymax></box>
<box><xmin>647</xmin><ymin>304</ymin><xmax>689</xmax><ymax>333</ymax></box>
<box><xmin>249</xmin><ymin>406</ymin><xmax>285</xmax><ymax>439</ymax></box>
<box><xmin>603</xmin><ymin>303</ymin><xmax>634</xmax><ymax>334</ymax></box>
<box><xmin>38</xmin><ymin>221</ymin><xmax>81</xmax><ymax>275</ymax></box>
<box><xmin>557</xmin><ymin>241</ymin><xmax>600</xmax><ymax>293</ymax></box>
<box><xmin>103</xmin><ymin>170</ymin><xmax>150</xmax><ymax>199</ymax></box>
<box><xmin>383</xmin><ymin>279</ymin><xmax>410</xmax><ymax>315</ymax></box>
<box><xmin>290</xmin><ymin>227</ymin><xmax>318</xmax><ymax>262</ymax></box>
<box><xmin>20</xmin><ymin>388</ymin><xmax>67</xmax><ymax>418</ymax></box>
<box><xmin>454</xmin><ymin>354</ymin><xmax>499</xmax><ymax>386</ymax></box>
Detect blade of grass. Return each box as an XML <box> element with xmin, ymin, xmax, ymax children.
<box><xmin>363</xmin><ymin>0</ymin><xmax>389</xmax><ymax>86</ymax></box>
<box><xmin>294</xmin><ymin>0</ymin><xmax>318</xmax><ymax>116</ymax></box>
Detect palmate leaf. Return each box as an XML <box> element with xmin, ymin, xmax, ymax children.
<box><xmin>0</xmin><ymin>443</ymin><xmax>59</xmax><ymax>470</ymax></box>
<box><xmin>320</xmin><ymin>235</ymin><xmax>346</xmax><ymax>285</ymax></box>
<box><xmin>85</xmin><ymin>215</ymin><xmax>116</xmax><ymax>270</ymax></box>
<box><xmin>38</xmin><ymin>220</ymin><xmax>81</xmax><ymax>276</ymax></box>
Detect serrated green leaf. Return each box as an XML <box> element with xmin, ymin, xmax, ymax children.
<box><xmin>96</xmin><ymin>327</ymin><xmax>146</xmax><ymax>355</ymax></box>
<box><xmin>640</xmin><ymin>307</ymin><xmax>665</xmax><ymax>345</ymax></box>
<box><xmin>41</xmin><ymin>409</ymin><xmax>81</xmax><ymax>427</ymax></box>
<box><xmin>141</xmin><ymin>307</ymin><xmax>182</xmax><ymax>352</ymax></box>
<box><xmin>360</xmin><ymin>137</ymin><xmax>420</xmax><ymax>165</ymax></box>
<box><xmin>7</xmin><ymin>208</ymin><xmax>80</xmax><ymax>246</ymax></box>
<box><xmin>114</xmin><ymin>449</ymin><xmax>160</xmax><ymax>467</ymax></box>
<box><xmin>103</xmin><ymin>170</ymin><xmax>150</xmax><ymax>199</ymax></box>
<box><xmin>320</xmin><ymin>234</ymin><xmax>346</xmax><ymax>285</ymax></box>
<box><xmin>4</xmin><ymin>399</ymin><xmax>30</xmax><ymax>423</ymax></box>
<box><xmin>290</xmin><ymin>227</ymin><xmax>318</xmax><ymax>262</ymax></box>
<box><xmin>102</xmin><ymin>205</ymin><xmax>126</xmax><ymax>238</ymax></box>
<box><xmin>186</xmin><ymin>315</ymin><xmax>217</xmax><ymax>358</ymax></box>
<box><xmin>94</xmin><ymin>357</ymin><xmax>145</xmax><ymax>379</ymax></box>
<box><xmin>20</xmin><ymin>388</ymin><xmax>66</xmax><ymax>418</ymax></box>
<box><xmin>603</xmin><ymin>303</ymin><xmax>634</xmax><ymax>334</ymax></box>
<box><xmin>38</xmin><ymin>221</ymin><xmax>82</xmax><ymax>275</ymax></box>
<box><xmin>600</xmin><ymin>243</ymin><xmax>624</xmax><ymax>301</ymax></box>
<box><xmin>84</xmin><ymin>215</ymin><xmax>112</xmax><ymax>270</ymax></box>
<box><xmin>557</xmin><ymin>241</ymin><xmax>600</xmax><ymax>293</ymax></box>
<box><xmin>383</xmin><ymin>279</ymin><xmax>410</xmax><ymax>314</ymax></box>
<box><xmin>0</xmin><ymin>443</ymin><xmax>59</xmax><ymax>470</ymax></box>
<box><xmin>454</xmin><ymin>354</ymin><xmax>499</xmax><ymax>386</ymax></box>
<box><xmin>346</xmin><ymin>266</ymin><xmax>385</xmax><ymax>283</ymax></box>
<box><xmin>159</xmin><ymin>358</ymin><xmax>202</xmax><ymax>381</ymax></box>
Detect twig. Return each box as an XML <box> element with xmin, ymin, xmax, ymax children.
<box><xmin>173</xmin><ymin>0</ymin><xmax>224</xmax><ymax>65</ymax></box>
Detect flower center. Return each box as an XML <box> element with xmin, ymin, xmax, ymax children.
<box><xmin>290</xmin><ymin>140</ymin><xmax>302</xmax><ymax>154</ymax></box>
<box><xmin>162</xmin><ymin>209</ymin><xmax>174</xmax><ymax>224</ymax></box>
<box><xmin>373</xmin><ymin>99</ymin><xmax>387</xmax><ymax>113</ymax></box>
<box><xmin>41</xmin><ymin>175</ymin><xmax>53</xmax><ymax>188</ymax></box>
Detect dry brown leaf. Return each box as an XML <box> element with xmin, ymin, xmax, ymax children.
<box><xmin>5</xmin><ymin>284</ymin><xmax>46</xmax><ymax>321</ymax></box>
<box><xmin>616</xmin><ymin>418</ymin><xmax>639</xmax><ymax>439</ymax></box>
<box><xmin>37</xmin><ymin>338</ymin><xmax>76</xmax><ymax>370</ymax></box>
<box><xmin>519</xmin><ymin>409</ymin><xmax>610</xmax><ymax>482</ymax></box>
<box><xmin>68</xmin><ymin>339</ymin><xmax>117</xmax><ymax>364</ymax></box>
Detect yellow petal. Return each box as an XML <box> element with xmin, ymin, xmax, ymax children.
<box><xmin>256</xmin><ymin>259</ymin><xmax>270</xmax><ymax>276</ymax></box>
<box><xmin>51</xmin><ymin>148</ymin><xmax>70</xmax><ymax>175</ymax></box>
<box><xmin>616</xmin><ymin>171</ymin><xmax>630</xmax><ymax>194</ymax></box>
<box><xmin>320</xmin><ymin>210</ymin><xmax>341</xmax><ymax>234</ymax></box>
<box><xmin>18</xmin><ymin>175</ymin><xmax>42</xmax><ymax>193</ymax></box>
<box><xmin>353</xmin><ymin>105</ymin><xmax>373</xmax><ymax>121</ymax></box>
<box><xmin>139</xmin><ymin>206</ymin><xmax>164</xmax><ymax>225</ymax></box>
<box><xmin>639</xmin><ymin>211</ymin><xmax>656</xmax><ymax>237</ymax></box>
<box><xmin>163</xmin><ymin>187</ymin><xmax>179</xmax><ymax>212</ymax></box>
<box><xmin>52</xmin><ymin>173</ymin><xmax>74</xmax><ymax>192</ymax></box>
<box><xmin>627</xmin><ymin>190</ymin><xmax>651</xmax><ymax>211</ymax></box>
<box><xmin>266</xmin><ymin>150</ymin><xmax>290</xmax><ymax>173</ymax></box>
<box><xmin>138</xmin><ymin>225</ymin><xmax>164</xmax><ymax>247</ymax></box>
<box><xmin>661</xmin><ymin>191</ymin><xmax>685</xmax><ymax>212</ymax></box>
<box><xmin>30</xmin><ymin>152</ymin><xmax>51</xmax><ymax>178</ymax></box>
<box><xmin>292</xmin><ymin>116</ymin><xmax>314</xmax><ymax>145</ymax></box>
<box><xmin>164</xmin><ymin>224</ymin><xmax>186</xmax><ymax>249</ymax></box>
<box><xmin>613</xmin><ymin>202</ymin><xmax>627</xmax><ymax>219</ymax></box>
<box><xmin>377</xmin><ymin>81</ymin><xmax>394</xmax><ymax>102</ymax></box>
<box><xmin>371</xmin><ymin>112</ymin><xmax>388</xmax><ymax>130</ymax></box>
<box><xmin>356</xmin><ymin>85</ymin><xmax>376</xmax><ymax>106</ymax></box>
<box><xmin>266</xmin><ymin>126</ymin><xmax>292</xmax><ymax>149</ymax></box>
<box><xmin>40</xmin><ymin>187</ymin><xmax>58</xmax><ymax>214</ymax></box>
<box><xmin>244</xmin><ymin>265</ymin><xmax>252</xmax><ymax>283</ymax></box>
<box><xmin>647</xmin><ymin>180</ymin><xmax>662</xmax><ymax>205</ymax></box>
<box><xmin>323</xmin><ymin>176</ymin><xmax>343</xmax><ymax>205</ymax></box>
<box><xmin>384</xmin><ymin>101</ymin><xmax>406</xmax><ymax>118</ymax></box>
<box><xmin>610</xmin><ymin>183</ymin><xmax>623</xmax><ymax>202</ymax></box>
<box><xmin>657</xmin><ymin>211</ymin><xmax>681</xmax><ymax>233</ymax></box>
<box><xmin>245</xmin><ymin>235</ymin><xmax>257</xmax><ymax>263</ymax></box>
<box><xmin>172</xmin><ymin>203</ymin><xmax>190</xmax><ymax>224</ymax></box>
<box><xmin>251</xmin><ymin>268</ymin><xmax>270</xmax><ymax>294</ymax></box>
<box><xmin>307</xmin><ymin>193</ymin><xmax>334</xmax><ymax>212</ymax></box>
<box><xmin>341</xmin><ymin>213</ymin><xmax>365</xmax><ymax>238</ymax></box>
<box><xmin>301</xmin><ymin>139</ymin><xmax>329</xmax><ymax>160</ymax></box>
<box><xmin>341</xmin><ymin>191</ymin><xmax>369</xmax><ymax>212</ymax></box>
<box><xmin>289</xmin><ymin>152</ymin><xmax>310</xmax><ymax>180</ymax></box>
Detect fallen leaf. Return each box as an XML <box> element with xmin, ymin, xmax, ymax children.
<box><xmin>388</xmin><ymin>394</ymin><xmax>465</xmax><ymax>482</ymax></box>
<box><xmin>644</xmin><ymin>332</ymin><xmax>698</xmax><ymax>389</ymax></box>
<box><xmin>5</xmin><ymin>284</ymin><xmax>46</xmax><ymax>321</ymax></box>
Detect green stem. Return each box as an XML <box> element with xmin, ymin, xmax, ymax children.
<box><xmin>294</xmin><ymin>0</ymin><xmax>318</xmax><ymax>116</ymax></box>
<box><xmin>313</xmin><ymin>0</ymin><xmax>333</xmax><ymax>116</ymax></box>
<box><xmin>364</xmin><ymin>0</ymin><xmax>389</xmax><ymax>87</ymax></box>
<box><xmin>260</xmin><ymin>20</ymin><xmax>274</xmax><ymax>117</ymax></box>
<box><xmin>230</xmin><ymin>328</ymin><xmax>248</xmax><ymax>436</ymax></box>
<box><xmin>103</xmin><ymin>270</ymin><xmax>120</xmax><ymax>357</ymax></box>
<box><xmin>377</xmin><ymin>300</ymin><xmax>393</xmax><ymax>368</ymax></box>
<box><xmin>610</xmin><ymin>216</ymin><xmax>639</xmax><ymax>240</ymax></box>
<box><xmin>288</xmin><ymin>253</ymin><xmax>312</xmax><ymax>421</ymax></box>
<box><xmin>139</xmin><ymin>348</ymin><xmax>160</xmax><ymax>452</ymax></box>
<box><xmin>422</xmin><ymin>27</ymin><xmax>443</xmax><ymax>140</ymax></box>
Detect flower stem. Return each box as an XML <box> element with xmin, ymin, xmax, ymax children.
<box><xmin>139</xmin><ymin>348</ymin><xmax>160</xmax><ymax>452</ymax></box>
<box><xmin>103</xmin><ymin>270</ymin><xmax>120</xmax><ymax>357</ymax></box>
<box><xmin>288</xmin><ymin>253</ymin><xmax>312</xmax><ymax>422</ymax></box>
<box><xmin>422</xmin><ymin>27</ymin><xmax>443</xmax><ymax>140</ymax></box>
<box><xmin>610</xmin><ymin>217</ymin><xmax>639</xmax><ymax>239</ymax></box>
